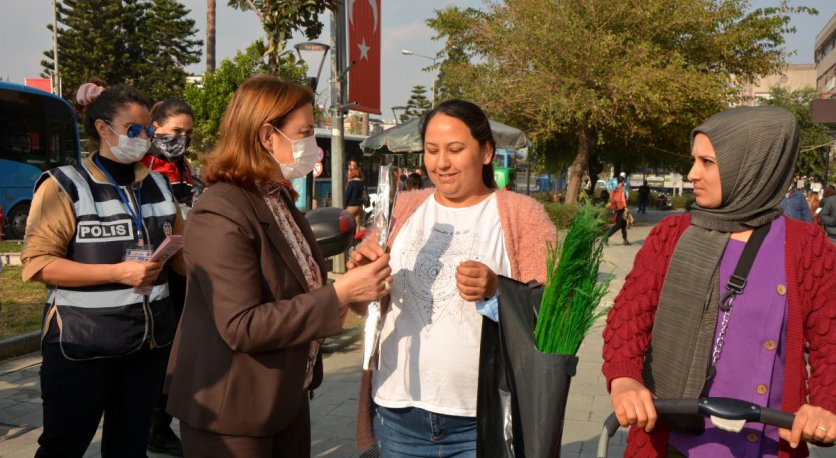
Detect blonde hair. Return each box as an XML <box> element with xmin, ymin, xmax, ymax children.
<box><xmin>203</xmin><ymin>75</ymin><xmax>314</xmax><ymax>187</ymax></box>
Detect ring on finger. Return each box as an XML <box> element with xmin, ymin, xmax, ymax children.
<box><xmin>816</xmin><ymin>425</ymin><xmax>828</xmax><ymax>432</ymax></box>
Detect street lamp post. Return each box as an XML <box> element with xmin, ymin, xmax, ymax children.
<box><xmin>401</xmin><ymin>49</ymin><xmax>438</xmax><ymax>107</ymax></box>
<box><xmin>391</xmin><ymin>105</ymin><xmax>407</xmax><ymax>124</ymax></box>
<box><xmin>294</xmin><ymin>41</ymin><xmax>330</xmax><ymax>91</ymax></box>
<box><xmin>293</xmin><ymin>41</ymin><xmax>331</xmax><ymax>213</ymax></box>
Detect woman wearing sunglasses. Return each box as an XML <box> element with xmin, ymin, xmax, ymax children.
<box><xmin>21</xmin><ymin>82</ymin><xmax>186</xmax><ymax>457</ymax></box>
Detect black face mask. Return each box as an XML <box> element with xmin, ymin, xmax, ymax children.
<box><xmin>150</xmin><ymin>134</ymin><xmax>190</xmax><ymax>161</ymax></box>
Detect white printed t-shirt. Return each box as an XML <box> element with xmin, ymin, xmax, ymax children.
<box><xmin>372</xmin><ymin>192</ymin><xmax>511</xmax><ymax>417</ymax></box>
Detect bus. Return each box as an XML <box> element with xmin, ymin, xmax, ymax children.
<box><xmin>0</xmin><ymin>82</ymin><xmax>81</xmax><ymax>238</ymax></box>
<box><xmin>493</xmin><ymin>149</ymin><xmax>516</xmax><ymax>190</ymax></box>
<box><xmin>302</xmin><ymin>128</ymin><xmax>371</xmax><ymax>209</ymax></box>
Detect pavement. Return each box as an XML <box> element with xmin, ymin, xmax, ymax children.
<box><xmin>0</xmin><ymin>209</ymin><xmax>833</xmax><ymax>457</ymax></box>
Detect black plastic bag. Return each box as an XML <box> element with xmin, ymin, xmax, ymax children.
<box><xmin>477</xmin><ymin>276</ymin><xmax>579</xmax><ymax>458</ymax></box>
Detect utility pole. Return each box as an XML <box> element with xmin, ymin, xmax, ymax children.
<box><xmin>330</xmin><ymin>4</ymin><xmax>346</xmax><ymax>273</ymax></box>
<box><xmin>51</xmin><ymin>0</ymin><xmax>60</xmax><ymax>96</ymax></box>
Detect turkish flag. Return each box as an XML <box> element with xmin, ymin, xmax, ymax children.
<box><xmin>347</xmin><ymin>0</ymin><xmax>381</xmax><ymax>114</ymax></box>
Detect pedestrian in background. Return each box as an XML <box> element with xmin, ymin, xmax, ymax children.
<box><xmin>638</xmin><ymin>180</ymin><xmax>651</xmax><ymax>214</ymax></box>
<box><xmin>22</xmin><ymin>82</ymin><xmax>185</xmax><ymax>457</ymax></box>
<box><xmin>779</xmin><ymin>182</ymin><xmax>812</xmax><ymax>223</ymax></box>
<box><xmin>605</xmin><ymin>176</ymin><xmax>630</xmax><ymax>246</ymax></box>
<box><xmin>345</xmin><ymin>167</ymin><xmax>366</xmax><ymax>233</ymax></box>
<box><xmin>349</xmin><ymin>99</ymin><xmax>557</xmax><ymax>456</ymax></box>
<box><xmin>603</xmin><ymin>106</ymin><xmax>835</xmax><ymax>457</ymax></box>
<box><xmin>141</xmin><ymin>98</ymin><xmax>195</xmax><ymax>456</ymax></box>
<box><xmin>143</xmin><ymin>99</ymin><xmax>195</xmax><ymax>208</ymax></box>
<box><xmin>806</xmin><ymin>191</ymin><xmax>820</xmax><ymax>227</ymax></box>
<box><xmin>164</xmin><ymin>76</ymin><xmax>392</xmax><ymax>457</ymax></box>
<box><xmin>820</xmin><ymin>185</ymin><xmax>836</xmax><ymax>243</ymax></box>
<box><xmin>406</xmin><ymin>172</ymin><xmax>423</xmax><ymax>191</ymax></box>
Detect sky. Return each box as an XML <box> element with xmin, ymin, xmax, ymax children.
<box><xmin>1</xmin><ymin>0</ymin><xmax>833</xmax><ymax>123</ymax></box>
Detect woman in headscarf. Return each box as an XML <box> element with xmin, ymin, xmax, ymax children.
<box><xmin>602</xmin><ymin>106</ymin><xmax>835</xmax><ymax>457</ymax></box>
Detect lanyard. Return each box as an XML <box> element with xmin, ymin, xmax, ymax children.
<box><xmin>94</xmin><ymin>156</ymin><xmax>145</xmax><ymax>246</ymax></box>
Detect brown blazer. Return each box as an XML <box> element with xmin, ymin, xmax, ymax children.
<box><xmin>165</xmin><ymin>182</ymin><xmax>342</xmax><ymax>437</ymax></box>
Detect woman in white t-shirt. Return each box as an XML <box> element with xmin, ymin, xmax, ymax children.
<box><xmin>349</xmin><ymin>100</ymin><xmax>557</xmax><ymax>456</ymax></box>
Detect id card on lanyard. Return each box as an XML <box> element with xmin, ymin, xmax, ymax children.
<box><xmin>94</xmin><ymin>157</ymin><xmax>153</xmax><ymax>258</ymax></box>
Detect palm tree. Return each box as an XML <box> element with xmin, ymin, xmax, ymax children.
<box><xmin>206</xmin><ymin>0</ymin><xmax>215</xmax><ymax>73</ymax></box>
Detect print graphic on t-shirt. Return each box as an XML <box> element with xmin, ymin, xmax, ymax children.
<box><xmin>399</xmin><ymin>223</ymin><xmax>482</xmax><ymax>329</ymax></box>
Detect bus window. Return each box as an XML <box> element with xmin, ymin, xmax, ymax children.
<box><xmin>0</xmin><ymin>82</ymin><xmax>80</xmax><ymax>238</ymax></box>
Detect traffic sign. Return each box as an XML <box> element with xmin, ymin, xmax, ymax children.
<box><xmin>313</xmin><ymin>162</ymin><xmax>323</xmax><ymax>177</ymax></box>
<box><xmin>317</xmin><ymin>147</ymin><xmax>324</xmax><ymax>162</ymax></box>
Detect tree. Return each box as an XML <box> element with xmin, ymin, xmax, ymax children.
<box><xmin>207</xmin><ymin>0</ymin><xmax>216</xmax><ymax>73</ymax></box>
<box><xmin>764</xmin><ymin>86</ymin><xmax>835</xmax><ymax>183</ymax></box>
<box><xmin>228</xmin><ymin>0</ymin><xmax>335</xmax><ymax>73</ymax></box>
<box><xmin>428</xmin><ymin>1</ymin><xmax>815</xmax><ymax>202</ymax></box>
<box><xmin>184</xmin><ymin>42</ymin><xmax>308</xmax><ymax>151</ymax></box>
<box><xmin>42</xmin><ymin>0</ymin><xmax>201</xmax><ymax>102</ymax></box>
<box><xmin>402</xmin><ymin>85</ymin><xmax>432</xmax><ymax>122</ymax></box>
<box><xmin>42</xmin><ymin>0</ymin><xmax>127</xmax><ymax>98</ymax></box>
<box><xmin>132</xmin><ymin>0</ymin><xmax>202</xmax><ymax>101</ymax></box>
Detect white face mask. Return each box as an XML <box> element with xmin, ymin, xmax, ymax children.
<box><xmin>272</xmin><ymin>127</ymin><xmax>318</xmax><ymax>180</ymax></box>
<box><xmin>105</xmin><ymin>124</ymin><xmax>151</xmax><ymax>164</ymax></box>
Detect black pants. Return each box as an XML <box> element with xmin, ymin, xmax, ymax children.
<box><xmin>606</xmin><ymin>209</ymin><xmax>628</xmax><ymax>241</ymax></box>
<box><xmin>638</xmin><ymin>199</ymin><xmax>648</xmax><ymax>214</ymax></box>
<box><xmin>36</xmin><ymin>343</ymin><xmax>169</xmax><ymax>458</ymax></box>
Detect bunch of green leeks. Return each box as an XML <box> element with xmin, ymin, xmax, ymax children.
<box><xmin>534</xmin><ymin>206</ymin><xmax>611</xmax><ymax>355</ymax></box>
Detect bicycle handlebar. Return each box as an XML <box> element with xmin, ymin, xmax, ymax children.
<box><xmin>597</xmin><ymin>397</ymin><xmax>795</xmax><ymax>457</ymax></box>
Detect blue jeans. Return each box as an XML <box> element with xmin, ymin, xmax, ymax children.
<box><xmin>374</xmin><ymin>405</ymin><xmax>477</xmax><ymax>457</ymax></box>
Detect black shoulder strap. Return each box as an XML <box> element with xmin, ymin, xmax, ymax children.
<box><xmin>719</xmin><ymin>220</ymin><xmax>772</xmax><ymax>311</ymax></box>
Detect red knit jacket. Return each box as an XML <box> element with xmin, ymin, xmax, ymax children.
<box><xmin>602</xmin><ymin>214</ymin><xmax>836</xmax><ymax>458</ymax></box>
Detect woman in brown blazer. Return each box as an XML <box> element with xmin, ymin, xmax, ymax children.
<box><xmin>165</xmin><ymin>76</ymin><xmax>391</xmax><ymax>457</ymax></box>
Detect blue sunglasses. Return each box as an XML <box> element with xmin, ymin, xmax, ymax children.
<box><xmin>107</xmin><ymin>121</ymin><xmax>156</xmax><ymax>139</ymax></box>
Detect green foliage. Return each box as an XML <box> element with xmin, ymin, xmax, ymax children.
<box><xmin>402</xmin><ymin>85</ymin><xmax>432</xmax><ymax>122</ymax></box>
<box><xmin>0</xmin><ymin>266</ymin><xmax>45</xmax><ymax>340</ymax></box>
<box><xmin>763</xmin><ymin>86</ymin><xmax>836</xmax><ymax>183</ymax></box>
<box><xmin>42</xmin><ymin>0</ymin><xmax>201</xmax><ymax>102</ymax></box>
<box><xmin>535</xmin><ymin>206</ymin><xmax>610</xmax><ymax>355</ymax></box>
<box><xmin>0</xmin><ymin>241</ymin><xmax>24</xmax><ymax>253</ymax></box>
<box><xmin>228</xmin><ymin>0</ymin><xmax>334</xmax><ymax>72</ymax></box>
<box><xmin>542</xmin><ymin>202</ymin><xmax>610</xmax><ymax>230</ymax></box>
<box><xmin>131</xmin><ymin>0</ymin><xmax>203</xmax><ymax>101</ymax></box>
<box><xmin>672</xmin><ymin>194</ymin><xmax>696</xmax><ymax>210</ymax></box>
<box><xmin>427</xmin><ymin>1</ymin><xmax>815</xmax><ymax>202</ymax></box>
<box><xmin>183</xmin><ymin>42</ymin><xmax>308</xmax><ymax>151</ymax></box>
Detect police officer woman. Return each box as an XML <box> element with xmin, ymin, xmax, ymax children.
<box><xmin>21</xmin><ymin>82</ymin><xmax>185</xmax><ymax>457</ymax></box>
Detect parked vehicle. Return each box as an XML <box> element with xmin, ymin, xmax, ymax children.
<box><xmin>658</xmin><ymin>192</ymin><xmax>673</xmax><ymax>210</ymax></box>
<box><xmin>0</xmin><ymin>82</ymin><xmax>81</xmax><ymax>238</ymax></box>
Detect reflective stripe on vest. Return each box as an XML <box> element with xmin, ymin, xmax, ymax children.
<box><xmin>47</xmin><ymin>283</ymin><xmax>170</xmax><ymax>309</ymax></box>
<box><xmin>38</xmin><ymin>162</ymin><xmax>178</xmax><ymax>358</ymax></box>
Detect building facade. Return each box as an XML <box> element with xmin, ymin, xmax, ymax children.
<box><xmin>815</xmin><ymin>13</ymin><xmax>836</xmax><ymax>97</ymax></box>
<box><xmin>739</xmin><ymin>63</ymin><xmax>817</xmax><ymax>106</ymax></box>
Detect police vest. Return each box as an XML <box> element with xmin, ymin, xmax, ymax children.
<box><xmin>36</xmin><ymin>162</ymin><xmax>178</xmax><ymax>360</ymax></box>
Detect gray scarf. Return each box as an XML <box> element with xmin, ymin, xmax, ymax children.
<box><xmin>644</xmin><ymin>106</ymin><xmax>799</xmax><ymax>402</ymax></box>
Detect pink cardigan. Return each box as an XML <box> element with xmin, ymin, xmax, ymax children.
<box><xmin>355</xmin><ymin>189</ymin><xmax>557</xmax><ymax>449</ymax></box>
